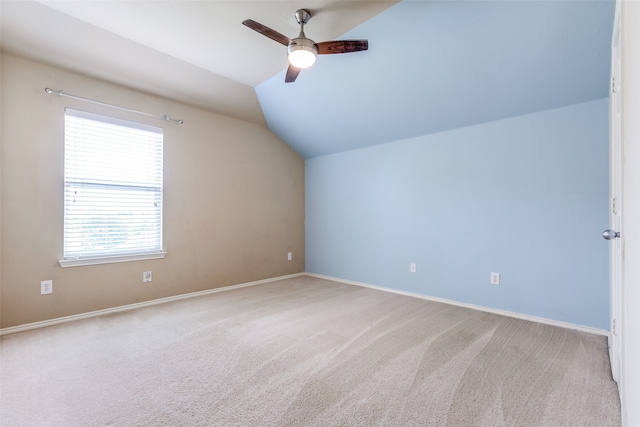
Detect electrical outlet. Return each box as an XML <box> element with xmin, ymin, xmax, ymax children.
<box><xmin>410</xmin><ymin>263</ymin><xmax>417</xmax><ymax>273</ymax></box>
<box><xmin>490</xmin><ymin>272</ymin><xmax>500</xmax><ymax>285</ymax></box>
<box><xmin>143</xmin><ymin>271</ymin><xmax>152</xmax><ymax>283</ymax></box>
<box><xmin>41</xmin><ymin>280</ymin><xmax>53</xmax><ymax>295</ymax></box>
<box><xmin>287</xmin><ymin>252</ymin><xmax>292</xmax><ymax>261</ymax></box>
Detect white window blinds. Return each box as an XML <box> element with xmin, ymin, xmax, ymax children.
<box><xmin>64</xmin><ymin>109</ymin><xmax>163</xmax><ymax>260</ymax></box>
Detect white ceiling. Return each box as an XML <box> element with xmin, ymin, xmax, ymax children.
<box><xmin>0</xmin><ymin>1</ymin><xmax>396</xmax><ymax>127</ymax></box>
<box><xmin>1</xmin><ymin>0</ymin><xmax>614</xmax><ymax>158</ymax></box>
<box><xmin>31</xmin><ymin>0</ymin><xmax>397</xmax><ymax>87</ymax></box>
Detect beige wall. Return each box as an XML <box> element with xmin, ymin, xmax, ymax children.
<box><xmin>0</xmin><ymin>54</ymin><xmax>305</xmax><ymax>328</ymax></box>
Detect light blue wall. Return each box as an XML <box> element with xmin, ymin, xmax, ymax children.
<box><xmin>305</xmin><ymin>99</ymin><xmax>610</xmax><ymax>330</ymax></box>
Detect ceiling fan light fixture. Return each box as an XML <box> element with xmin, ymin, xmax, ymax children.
<box><xmin>288</xmin><ymin>38</ymin><xmax>317</xmax><ymax>69</ymax></box>
<box><xmin>242</xmin><ymin>9</ymin><xmax>368</xmax><ymax>83</ymax></box>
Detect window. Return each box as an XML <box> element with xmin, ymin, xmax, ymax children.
<box><xmin>60</xmin><ymin>109</ymin><xmax>165</xmax><ymax>267</ymax></box>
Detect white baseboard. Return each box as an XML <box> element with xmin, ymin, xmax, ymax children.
<box><xmin>0</xmin><ymin>273</ymin><xmax>306</xmax><ymax>336</ymax></box>
<box><xmin>305</xmin><ymin>273</ymin><xmax>609</xmax><ymax>337</ymax></box>
<box><xmin>1</xmin><ymin>271</ymin><xmax>608</xmax><ymax>338</ymax></box>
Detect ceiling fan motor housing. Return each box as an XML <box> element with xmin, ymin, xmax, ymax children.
<box><xmin>288</xmin><ymin>37</ymin><xmax>317</xmax><ymax>55</ymax></box>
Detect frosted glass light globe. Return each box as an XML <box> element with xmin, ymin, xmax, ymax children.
<box><xmin>289</xmin><ymin>50</ymin><xmax>316</xmax><ymax>68</ymax></box>
<box><xmin>288</xmin><ymin>38</ymin><xmax>317</xmax><ymax>69</ymax></box>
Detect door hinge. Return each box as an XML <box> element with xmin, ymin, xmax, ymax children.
<box><xmin>611</xmin><ymin>76</ymin><xmax>617</xmax><ymax>94</ymax></box>
<box><xmin>612</xmin><ymin>318</ymin><xmax>617</xmax><ymax>336</ymax></box>
<box><xmin>612</xmin><ymin>197</ymin><xmax>618</xmax><ymax>215</ymax></box>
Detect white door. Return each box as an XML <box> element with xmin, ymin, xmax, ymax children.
<box><xmin>618</xmin><ymin>0</ymin><xmax>640</xmax><ymax>423</ymax></box>
<box><xmin>607</xmin><ymin>0</ymin><xmax>622</xmax><ymax>383</ymax></box>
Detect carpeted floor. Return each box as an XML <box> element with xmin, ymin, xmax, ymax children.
<box><xmin>0</xmin><ymin>275</ymin><xmax>621</xmax><ymax>426</ymax></box>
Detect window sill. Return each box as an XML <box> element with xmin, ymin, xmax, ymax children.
<box><xmin>58</xmin><ymin>252</ymin><xmax>167</xmax><ymax>268</ymax></box>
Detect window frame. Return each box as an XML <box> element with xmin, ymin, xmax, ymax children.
<box><xmin>59</xmin><ymin>109</ymin><xmax>166</xmax><ymax>268</ymax></box>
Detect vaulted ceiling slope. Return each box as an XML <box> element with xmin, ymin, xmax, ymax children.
<box><xmin>0</xmin><ymin>0</ymin><xmax>396</xmax><ymax>128</ymax></box>
<box><xmin>257</xmin><ymin>0</ymin><xmax>615</xmax><ymax>158</ymax></box>
<box><xmin>1</xmin><ymin>1</ymin><xmax>614</xmax><ymax>159</ymax></box>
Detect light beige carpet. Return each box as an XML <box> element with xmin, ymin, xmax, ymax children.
<box><xmin>0</xmin><ymin>276</ymin><xmax>620</xmax><ymax>426</ymax></box>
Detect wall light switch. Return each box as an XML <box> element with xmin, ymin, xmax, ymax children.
<box><xmin>410</xmin><ymin>263</ymin><xmax>417</xmax><ymax>273</ymax></box>
<box><xmin>287</xmin><ymin>252</ymin><xmax>292</xmax><ymax>261</ymax></box>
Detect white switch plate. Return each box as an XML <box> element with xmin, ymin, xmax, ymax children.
<box><xmin>490</xmin><ymin>272</ymin><xmax>500</xmax><ymax>285</ymax></box>
<box><xmin>143</xmin><ymin>271</ymin><xmax>152</xmax><ymax>282</ymax></box>
<box><xmin>410</xmin><ymin>263</ymin><xmax>417</xmax><ymax>273</ymax></box>
<box><xmin>41</xmin><ymin>280</ymin><xmax>53</xmax><ymax>295</ymax></box>
<box><xmin>287</xmin><ymin>252</ymin><xmax>292</xmax><ymax>261</ymax></box>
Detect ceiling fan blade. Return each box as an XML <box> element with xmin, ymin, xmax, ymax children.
<box><xmin>315</xmin><ymin>40</ymin><xmax>369</xmax><ymax>55</ymax></box>
<box><xmin>242</xmin><ymin>19</ymin><xmax>291</xmax><ymax>46</ymax></box>
<box><xmin>285</xmin><ymin>64</ymin><xmax>301</xmax><ymax>83</ymax></box>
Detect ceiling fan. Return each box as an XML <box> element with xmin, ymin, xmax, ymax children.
<box><xmin>242</xmin><ymin>9</ymin><xmax>368</xmax><ymax>83</ymax></box>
